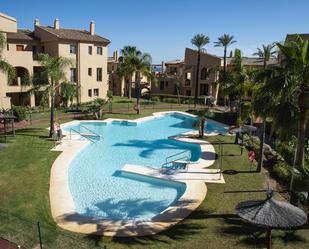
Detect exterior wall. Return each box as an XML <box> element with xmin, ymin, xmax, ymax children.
<box><xmin>77</xmin><ymin>42</ymin><xmax>108</xmax><ymax>102</ymax></box>
<box><xmin>0</xmin><ymin>37</ymin><xmax>41</xmax><ymax>107</ymax></box>
<box><xmin>0</xmin><ymin>15</ymin><xmax>109</xmax><ymax>108</ymax></box>
<box><xmin>151</xmin><ymin>63</ymin><xmax>184</xmax><ymax>95</ymax></box>
<box><xmin>184</xmin><ymin>48</ymin><xmax>221</xmax><ymax>98</ymax></box>
<box><xmin>0</xmin><ymin>13</ymin><xmax>17</xmax><ymax>32</ymax></box>
<box><xmin>152</xmin><ymin>48</ymin><xmax>221</xmax><ymax>99</ymax></box>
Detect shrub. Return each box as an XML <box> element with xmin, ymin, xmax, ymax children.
<box><xmin>12</xmin><ymin>106</ymin><xmax>27</xmax><ymax>121</ymax></box>
<box><xmin>272</xmin><ymin>161</ymin><xmax>291</xmax><ymax>183</ymax></box>
<box><xmin>150</xmin><ymin>96</ymin><xmax>160</xmax><ymax>102</ymax></box>
<box><xmin>276</xmin><ymin>142</ymin><xmax>295</xmax><ymax>165</ymax></box>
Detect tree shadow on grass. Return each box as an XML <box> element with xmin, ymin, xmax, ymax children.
<box><xmin>218</xmin><ymin>216</ymin><xmax>307</xmax><ymax>248</ymax></box>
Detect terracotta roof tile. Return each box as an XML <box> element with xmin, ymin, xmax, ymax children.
<box><xmin>39</xmin><ymin>26</ymin><xmax>110</xmax><ymax>44</ymax></box>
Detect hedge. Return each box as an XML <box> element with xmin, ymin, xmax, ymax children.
<box><xmin>150</xmin><ymin>93</ymin><xmax>210</xmax><ymax>104</ymax></box>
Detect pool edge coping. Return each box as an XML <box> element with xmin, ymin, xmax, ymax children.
<box><xmin>49</xmin><ymin>111</ymin><xmax>219</xmax><ymax>236</ymax></box>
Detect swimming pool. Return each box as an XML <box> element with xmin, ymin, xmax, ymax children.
<box><xmin>64</xmin><ymin>112</ymin><xmax>227</xmax><ymax>221</ymax></box>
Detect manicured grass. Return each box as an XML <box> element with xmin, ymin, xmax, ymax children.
<box><xmin>0</xmin><ymin>113</ymin><xmax>308</xmax><ymax>248</ymax></box>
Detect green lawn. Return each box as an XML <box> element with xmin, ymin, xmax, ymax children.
<box><xmin>0</xmin><ymin>111</ymin><xmax>308</xmax><ymax>248</ymax></box>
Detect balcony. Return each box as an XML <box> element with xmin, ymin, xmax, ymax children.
<box><xmin>184</xmin><ymin>79</ymin><xmax>191</xmax><ymax>86</ymax></box>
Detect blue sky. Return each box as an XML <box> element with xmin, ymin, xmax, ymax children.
<box><xmin>1</xmin><ymin>0</ymin><xmax>309</xmax><ymax>63</ymax></box>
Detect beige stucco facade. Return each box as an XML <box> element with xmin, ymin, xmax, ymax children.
<box><xmin>152</xmin><ymin>48</ymin><xmax>221</xmax><ymax>102</ymax></box>
<box><xmin>0</xmin><ymin>12</ymin><xmax>110</xmax><ymax>109</ymax></box>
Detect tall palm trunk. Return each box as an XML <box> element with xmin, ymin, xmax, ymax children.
<box><xmin>200</xmin><ymin>119</ymin><xmax>205</xmax><ymax>137</ymax></box>
<box><xmin>294</xmin><ymin>91</ymin><xmax>307</xmax><ymax>168</ymax></box>
<box><xmin>49</xmin><ymin>81</ymin><xmax>55</xmax><ymax>138</ymax></box>
<box><xmin>216</xmin><ymin>47</ymin><xmax>227</xmax><ymax>105</ymax></box>
<box><xmin>135</xmin><ymin>71</ymin><xmax>141</xmax><ymax>114</ymax></box>
<box><xmin>194</xmin><ymin>49</ymin><xmax>201</xmax><ymax>108</ymax></box>
<box><xmin>257</xmin><ymin>121</ymin><xmax>266</xmax><ymax>172</ymax></box>
<box><xmin>128</xmin><ymin>76</ymin><xmax>132</xmax><ymax>99</ymax></box>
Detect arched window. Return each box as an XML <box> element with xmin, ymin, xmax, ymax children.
<box><xmin>200</xmin><ymin>67</ymin><xmax>208</xmax><ymax>80</ymax></box>
<box><xmin>10</xmin><ymin>67</ymin><xmax>30</xmax><ymax>86</ymax></box>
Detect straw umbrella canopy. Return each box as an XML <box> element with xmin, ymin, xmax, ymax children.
<box><xmin>229</xmin><ymin>125</ymin><xmax>257</xmax><ymax>134</ymax></box>
<box><xmin>235</xmin><ymin>190</ymin><xmax>307</xmax><ymax>249</ymax></box>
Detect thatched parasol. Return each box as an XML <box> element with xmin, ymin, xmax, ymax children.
<box><xmin>235</xmin><ymin>190</ymin><xmax>307</xmax><ymax>249</ymax></box>
<box><xmin>229</xmin><ymin>125</ymin><xmax>257</xmax><ymax>134</ymax></box>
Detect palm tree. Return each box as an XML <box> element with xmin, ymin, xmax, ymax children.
<box><xmin>253</xmin><ymin>36</ymin><xmax>309</xmax><ymax>174</ymax></box>
<box><xmin>253</xmin><ymin>43</ymin><xmax>277</xmax><ymax>68</ymax></box>
<box><xmin>252</xmin><ymin>43</ymin><xmax>277</xmax><ymax>172</ymax></box>
<box><xmin>36</xmin><ymin>54</ymin><xmax>72</xmax><ymax>137</ymax></box>
<box><xmin>122</xmin><ymin>48</ymin><xmax>154</xmax><ymax>114</ymax></box>
<box><xmin>60</xmin><ymin>82</ymin><xmax>79</xmax><ymax>107</ymax></box>
<box><xmin>117</xmin><ymin>46</ymin><xmax>137</xmax><ymax>99</ymax></box>
<box><xmin>195</xmin><ymin>109</ymin><xmax>207</xmax><ymax>137</ymax></box>
<box><xmin>276</xmin><ymin>36</ymin><xmax>309</xmax><ymax>171</ymax></box>
<box><xmin>214</xmin><ymin>34</ymin><xmax>236</xmax><ymax>101</ymax></box>
<box><xmin>0</xmin><ymin>32</ymin><xmax>15</xmax><ymax>84</ymax></box>
<box><xmin>191</xmin><ymin>34</ymin><xmax>210</xmax><ymax>107</ymax></box>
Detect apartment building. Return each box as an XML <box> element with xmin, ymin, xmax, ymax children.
<box><xmin>0</xmin><ymin>12</ymin><xmax>110</xmax><ymax>109</ymax></box>
<box><xmin>152</xmin><ymin>48</ymin><xmax>278</xmax><ymax>104</ymax></box>
<box><xmin>152</xmin><ymin>48</ymin><xmax>221</xmax><ymax>101</ymax></box>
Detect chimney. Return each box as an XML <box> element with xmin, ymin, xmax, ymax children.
<box><xmin>34</xmin><ymin>18</ymin><xmax>40</xmax><ymax>27</ymax></box>
<box><xmin>114</xmin><ymin>50</ymin><xmax>118</xmax><ymax>61</ymax></box>
<box><xmin>90</xmin><ymin>21</ymin><xmax>95</xmax><ymax>35</ymax></box>
<box><xmin>54</xmin><ymin>18</ymin><xmax>59</xmax><ymax>29</ymax></box>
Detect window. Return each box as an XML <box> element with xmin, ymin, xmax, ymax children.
<box><xmin>94</xmin><ymin>88</ymin><xmax>99</xmax><ymax>96</ymax></box>
<box><xmin>165</xmin><ymin>81</ymin><xmax>168</xmax><ymax>87</ymax></box>
<box><xmin>200</xmin><ymin>67</ymin><xmax>208</xmax><ymax>80</ymax></box>
<box><xmin>96</xmin><ymin>68</ymin><xmax>102</xmax><ymax>81</ymax></box>
<box><xmin>185</xmin><ymin>72</ymin><xmax>191</xmax><ymax>79</ymax></box>
<box><xmin>88</xmin><ymin>46</ymin><xmax>92</xmax><ymax>55</ymax></box>
<box><xmin>16</xmin><ymin>45</ymin><xmax>24</xmax><ymax>51</ymax></box>
<box><xmin>97</xmin><ymin>46</ymin><xmax>103</xmax><ymax>55</ymax></box>
<box><xmin>70</xmin><ymin>68</ymin><xmax>77</xmax><ymax>82</ymax></box>
<box><xmin>200</xmin><ymin>84</ymin><xmax>209</xmax><ymax>95</ymax></box>
<box><xmin>186</xmin><ymin>90</ymin><xmax>191</xmax><ymax>96</ymax></box>
<box><xmin>160</xmin><ymin>80</ymin><xmax>164</xmax><ymax>90</ymax></box>
<box><xmin>88</xmin><ymin>68</ymin><xmax>92</xmax><ymax>76</ymax></box>
<box><xmin>70</xmin><ymin>44</ymin><xmax>76</xmax><ymax>54</ymax></box>
<box><xmin>88</xmin><ymin>89</ymin><xmax>92</xmax><ymax>97</ymax></box>
<box><xmin>170</xmin><ymin>67</ymin><xmax>177</xmax><ymax>74</ymax></box>
<box><xmin>7</xmin><ymin>44</ymin><xmax>9</xmax><ymax>51</ymax></box>
<box><xmin>41</xmin><ymin>46</ymin><xmax>45</xmax><ymax>53</ymax></box>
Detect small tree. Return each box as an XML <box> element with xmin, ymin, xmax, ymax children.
<box><xmin>86</xmin><ymin>98</ymin><xmax>107</xmax><ymax>120</ymax></box>
<box><xmin>195</xmin><ymin>109</ymin><xmax>208</xmax><ymax>137</ymax></box>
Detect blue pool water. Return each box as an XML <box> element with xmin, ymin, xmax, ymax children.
<box><xmin>66</xmin><ymin>113</ymin><xmax>226</xmax><ymax>221</ymax></box>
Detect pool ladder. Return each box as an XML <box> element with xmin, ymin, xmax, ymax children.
<box><xmin>70</xmin><ymin>124</ymin><xmax>102</xmax><ymax>143</ymax></box>
<box><xmin>161</xmin><ymin>150</ymin><xmax>191</xmax><ymax>172</ymax></box>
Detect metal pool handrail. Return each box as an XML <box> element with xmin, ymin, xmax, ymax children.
<box><xmin>79</xmin><ymin>124</ymin><xmax>102</xmax><ymax>139</ymax></box>
<box><xmin>69</xmin><ymin>124</ymin><xmax>102</xmax><ymax>143</ymax></box>
<box><xmin>165</xmin><ymin>150</ymin><xmax>191</xmax><ymax>163</ymax></box>
<box><xmin>162</xmin><ymin>155</ymin><xmax>190</xmax><ymax>169</ymax></box>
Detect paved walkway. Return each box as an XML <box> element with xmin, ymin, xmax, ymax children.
<box><xmin>0</xmin><ymin>238</ymin><xmax>20</xmax><ymax>249</ymax></box>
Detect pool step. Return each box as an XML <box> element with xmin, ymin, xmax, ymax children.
<box><xmin>121</xmin><ymin>164</ymin><xmax>225</xmax><ymax>183</ymax></box>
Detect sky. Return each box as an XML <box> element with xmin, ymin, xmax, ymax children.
<box><xmin>1</xmin><ymin>0</ymin><xmax>309</xmax><ymax>63</ymax></box>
